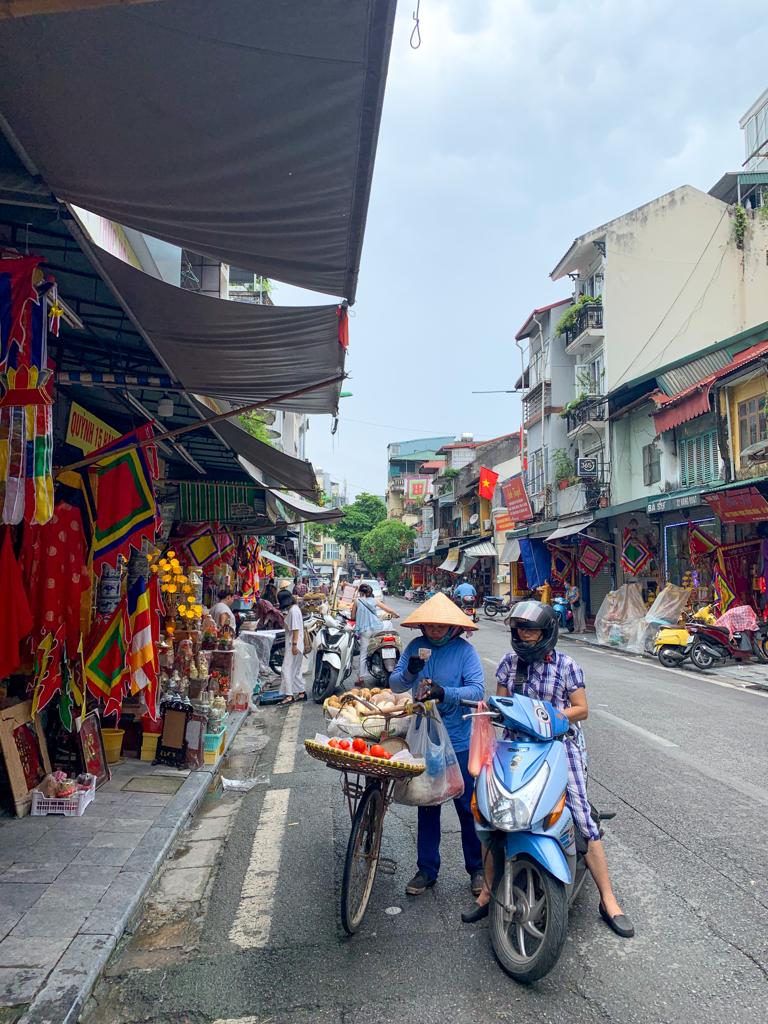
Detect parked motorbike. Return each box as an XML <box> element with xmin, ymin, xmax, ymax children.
<box><xmin>462</xmin><ymin>695</ymin><xmax>610</xmax><ymax>983</ymax></box>
<box><xmin>366</xmin><ymin>628</ymin><xmax>403</xmax><ymax>684</ymax></box>
<box><xmin>689</xmin><ymin>618</ymin><xmax>768</xmax><ymax>670</ymax></box>
<box><xmin>312</xmin><ymin>611</ymin><xmax>356</xmax><ymax>702</ymax></box>
<box><xmin>484</xmin><ymin>592</ymin><xmax>514</xmax><ymax>618</ymax></box>
<box><xmin>651</xmin><ymin>605</ymin><xmax>715</xmax><ymax>668</ymax></box>
<box><xmin>552</xmin><ymin>595</ymin><xmax>574</xmax><ymax>633</ymax></box>
<box><xmin>454</xmin><ymin>593</ymin><xmax>479</xmax><ymax>623</ymax></box>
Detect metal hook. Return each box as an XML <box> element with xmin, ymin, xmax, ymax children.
<box><xmin>410</xmin><ymin>0</ymin><xmax>422</xmax><ymax>49</ymax></box>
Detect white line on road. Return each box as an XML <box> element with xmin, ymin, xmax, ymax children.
<box><xmin>272</xmin><ymin>703</ymin><xmax>302</xmax><ymax>774</ymax></box>
<box><xmin>483</xmin><ymin>657</ymin><xmax>499</xmax><ymax>667</ymax></box>
<box><xmin>592</xmin><ymin>708</ymin><xmax>678</xmax><ymax>748</ymax></box>
<box><xmin>213</xmin><ymin>1018</ymin><xmax>260</xmax><ymax>1023</ymax></box>
<box><xmin>229</xmin><ymin>787</ymin><xmax>290</xmax><ymax>949</ymax></box>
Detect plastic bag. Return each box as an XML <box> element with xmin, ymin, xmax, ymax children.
<box><xmin>468</xmin><ymin>701</ymin><xmax>496</xmax><ymax>777</ymax></box>
<box><xmin>594</xmin><ymin>584</ymin><xmax>647</xmax><ymax>651</ymax></box>
<box><xmin>393</xmin><ymin>708</ymin><xmax>464</xmax><ymax>807</ymax></box>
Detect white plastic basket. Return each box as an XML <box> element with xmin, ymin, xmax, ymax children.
<box><xmin>31</xmin><ymin>774</ymin><xmax>96</xmax><ymax>817</ymax></box>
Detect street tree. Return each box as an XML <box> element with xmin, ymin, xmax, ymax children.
<box><xmin>329</xmin><ymin>492</ymin><xmax>386</xmax><ymax>552</ymax></box>
<box><xmin>359</xmin><ymin>519</ymin><xmax>415</xmax><ymax>579</ymax></box>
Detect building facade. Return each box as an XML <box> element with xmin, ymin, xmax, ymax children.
<box><xmin>385</xmin><ymin>436</ymin><xmax>454</xmax><ymax>524</ymax></box>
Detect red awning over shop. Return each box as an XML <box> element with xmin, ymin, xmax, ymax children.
<box><xmin>703</xmin><ymin>486</ymin><xmax>768</xmax><ymax>523</ymax></box>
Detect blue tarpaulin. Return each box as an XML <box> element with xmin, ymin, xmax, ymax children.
<box><xmin>520</xmin><ymin>539</ymin><xmax>551</xmax><ymax>589</ymax></box>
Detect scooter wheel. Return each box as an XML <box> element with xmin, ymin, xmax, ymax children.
<box><xmin>657</xmin><ymin>646</ymin><xmax>682</xmax><ymax>669</ymax></box>
<box><xmin>691</xmin><ymin>641</ymin><xmax>717</xmax><ymax>671</ymax></box>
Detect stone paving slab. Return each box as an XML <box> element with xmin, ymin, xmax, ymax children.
<box><xmin>0</xmin><ymin>709</ymin><xmax>249</xmax><ymax>1024</ymax></box>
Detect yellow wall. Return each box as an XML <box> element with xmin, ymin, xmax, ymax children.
<box><xmin>725</xmin><ymin>371</ymin><xmax>768</xmax><ymax>471</ymax></box>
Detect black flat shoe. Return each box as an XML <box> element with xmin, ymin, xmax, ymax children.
<box><xmin>461</xmin><ymin>902</ymin><xmax>490</xmax><ymax>924</ymax></box>
<box><xmin>599</xmin><ymin>902</ymin><xmax>634</xmax><ymax>938</ymax></box>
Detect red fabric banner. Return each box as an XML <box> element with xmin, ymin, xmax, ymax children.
<box><xmin>704</xmin><ymin>486</ymin><xmax>768</xmax><ymax>523</ymax></box>
<box><xmin>501</xmin><ymin>475</ymin><xmax>533</xmax><ymax>522</ymax></box>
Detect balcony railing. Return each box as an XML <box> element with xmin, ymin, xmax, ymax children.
<box><xmin>564</xmin><ymin>303</ymin><xmax>603</xmax><ymax>347</ymax></box>
<box><xmin>565</xmin><ymin>396</ymin><xmax>607</xmax><ymax>434</ymax></box>
<box><xmin>389</xmin><ymin>476</ymin><xmax>404</xmax><ymax>490</ymax></box>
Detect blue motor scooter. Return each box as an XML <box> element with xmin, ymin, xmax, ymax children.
<box><xmin>463</xmin><ymin>694</ymin><xmax>605</xmax><ymax>983</ymax></box>
<box><xmin>552</xmin><ymin>594</ymin><xmax>575</xmax><ymax>633</ymax></box>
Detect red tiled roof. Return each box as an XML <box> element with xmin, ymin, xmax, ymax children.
<box><xmin>437</xmin><ymin>433</ymin><xmax>519</xmax><ymax>453</ymax></box>
<box><xmin>419</xmin><ymin>460</ymin><xmax>446</xmax><ymax>470</ymax></box>
<box><xmin>514</xmin><ymin>298</ymin><xmax>571</xmax><ymax>340</ymax></box>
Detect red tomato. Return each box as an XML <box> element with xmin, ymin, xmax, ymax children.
<box><xmin>381</xmin><ymin>750</ymin><xmax>392</xmax><ymax>760</ymax></box>
<box><xmin>352</xmin><ymin>738</ymin><xmax>368</xmax><ymax>754</ymax></box>
<box><xmin>327</xmin><ymin>738</ymin><xmax>340</xmax><ymax>749</ymax></box>
<box><xmin>337</xmin><ymin>739</ymin><xmax>351</xmax><ymax>751</ymax></box>
<box><xmin>369</xmin><ymin>744</ymin><xmax>386</xmax><ymax>759</ymax></box>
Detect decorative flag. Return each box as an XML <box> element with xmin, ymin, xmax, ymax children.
<box><xmin>0</xmin><ymin>527</ymin><xmax>33</xmax><ymax>679</ymax></box>
<box><xmin>337</xmin><ymin>303</ymin><xmax>349</xmax><ymax>350</ymax></box>
<box><xmin>31</xmin><ymin>631</ymin><xmax>60</xmax><ymax>716</ymax></box>
<box><xmin>688</xmin><ymin>523</ymin><xmax>718</xmax><ymax>558</ymax></box>
<box><xmin>549</xmin><ymin>545</ymin><xmax>574</xmax><ymax>583</ymax></box>
<box><xmin>620</xmin><ymin>528</ymin><xmax>652</xmax><ymax>576</ymax></box>
<box><xmin>578</xmin><ymin>539</ymin><xmax>608</xmax><ymax>578</ymax></box>
<box><xmin>713</xmin><ymin>565</ymin><xmax>736</xmax><ymax>613</ymax></box>
<box><xmin>84</xmin><ymin>599</ymin><xmax>130</xmax><ymax>718</ymax></box>
<box><xmin>478</xmin><ymin>467</ymin><xmax>499</xmax><ymax>500</ymax></box>
<box><xmin>59</xmin><ymin>647</ymin><xmax>74</xmax><ymax>732</ymax></box>
<box><xmin>85</xmin><ymin>425</ymin><xmax>158</xmax><ymax>572</ymax></box>
<box><xmin>127</xmin><ymin>575</ymin><xmax>158</xmax><ymax>700</ymax></box>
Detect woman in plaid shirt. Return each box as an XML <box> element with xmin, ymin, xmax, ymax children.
<box><xmin>463</xmin><ymin>600</ymin><xmax>633</xmax><ymax>938</ymax></box>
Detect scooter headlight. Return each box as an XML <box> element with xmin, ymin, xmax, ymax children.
<box><xmin>486</xmin><ymin>762</ymin><xmax>550</xmax><ymax>832</ymax></box>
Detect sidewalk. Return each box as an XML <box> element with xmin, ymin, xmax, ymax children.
<box><xmin>0</xmin><ymin>709</ymin><xmax>249</xmax><ymax>1024</ymax></box>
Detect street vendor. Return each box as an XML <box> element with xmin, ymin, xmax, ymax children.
<box><xmin>390</xmin><ymin>592</ymin><xmax>484</xmax><ymax>899</ymax></box>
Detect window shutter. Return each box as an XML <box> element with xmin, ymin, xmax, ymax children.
<box><xmin>642</xmin><ymin>444</ymin><xmax>651</xmax><ymax>486</ymax></box>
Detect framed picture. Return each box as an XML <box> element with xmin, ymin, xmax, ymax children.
<box><xmin>0</xmin><ymin>701</ymin><xmax>52</xmax><ymax>817</ymax></box>
<box><xmin>77</xmin><ymin>712</ymin><xmax>111</xmax><ymax>789</ymax></box>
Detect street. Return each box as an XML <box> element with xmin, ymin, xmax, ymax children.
<box><xmin>82</xmin><ymin>599</ymin><xmax>768</xmax><ymax>1024</ymax></box>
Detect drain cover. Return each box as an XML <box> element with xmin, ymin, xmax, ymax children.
<box><xmin>121</xmin><ymin>776</ymin><xmax>184</xmax><ymax>794</ymax></box>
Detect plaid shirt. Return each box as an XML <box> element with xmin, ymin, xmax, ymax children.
<box><xmin>495</xmin><ymin>649</ymin><xmax>586</xmax><ymax>748</ymax></box>
<box><xmin>714</xmin><ymin>605</ymin><xmax>758</xmax><ymax>638</ymax></box>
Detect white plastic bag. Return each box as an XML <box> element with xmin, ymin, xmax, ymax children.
<box><xmin>393</xmin><ymin>708</ymin><xmax>464</xmax><ymax>806</ymax></box>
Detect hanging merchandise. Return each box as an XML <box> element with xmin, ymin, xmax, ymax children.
<box><xmin>84</xmin><ymin>599</ymin><xmax>131</xmax><ymax>718</ymax></box>
<box><xmin>0</xmin><ymin>256</ymin><xmax>55</xmax><ymax>526</ymax></box>
<box><xmin>621</xmin><ymin>528</ymin><xmax>652</xmax><ymax>576</ymax></box>
<box><xmin>578</xmin><ymin>538</ymin><xmax>608</xmax><ymax>578</ymax></box>
<box><xmin>688</xmin><ymin>523</ymin><xmax>718</xmax><ymax>560</ymax></box>
<box><xmin>549</xmin><ymin>545</ymin><xmax>574</xmax><ymax>583</ymax></box>
<box><xmin>127</xmin><ymin>575</ymin><xmax>158</xmax><ymax>704</ymax></box>
<box><xmin>0</xmin><ymin>527</ymin><xmax>33</xmax><ymax>680</ymax></box>
<box><xmin>718</xmin><ymin>540</ymin><xmax>760</xmax><ymax>608</ymax></box>
<box><xmin>713</xmin><ymin>565</ymin><xmax>736</xmax><ymax>613</ymax></box>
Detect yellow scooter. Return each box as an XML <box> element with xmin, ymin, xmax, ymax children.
<box><xmin>653</xmin><ymin>605</ymin><xmax>716</xmax><ymax>668</ymax></box>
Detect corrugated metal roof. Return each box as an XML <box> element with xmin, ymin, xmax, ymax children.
<box><xmin>657</xmin><ymin>350</ymin><xmax>731</xmax><ymax>396</ymax></box>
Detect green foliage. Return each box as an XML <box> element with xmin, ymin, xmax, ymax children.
<box><xmin>733</xmin><ymin>204</ymin><xmax>748</xmax><ymax>249</ymax></box>
<box><xmin>239</xmin><ymin>410</ymin><xmax>273</xmax><ymax>446</ymax></box>
<box><xmin>552</xmin><ymin>448</ymin><xmax>575</xmax><ymax>483</ymax></box>
<box><xmin>555</xmin><ymin>294</ymin><xmax>602</xmax><ymax>337</ymax></box>
<box><xmin>359</xmin><ymin>519</ymin><xmax>416</xmax><ymax>577</ymax></box>
<box><xmin>442</xmin><ymin>467</ymin><xmax>459</xmax><ymax>479</ymax></box>
<box><xmin>328</xmin><ymin>492</ymin><xmax>387</xmax><ymax>551</ymax></box>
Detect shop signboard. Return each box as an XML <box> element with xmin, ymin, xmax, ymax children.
<box><xmin>494</xmin><ymin>510</ymin><xmax>516</xmax><ymax>533</ymax></box>
<box><xmin>646</xmin><ymin>492</ymin><xmax>701</xmax><ymax>514</ymax></box>
<box><xmin>703</xmin><ymin>486</ymin><xmax>768</xmax><ymax>523</ymax></box>
<box><xmin>66</xmin><ymin>401</ymin><xmax>120</xmax><ymax>454</ymax></box>
<box><xmin>501</xmin><ymin>475</ymin><xmax>533</xmax><ymax>522</ymax></box>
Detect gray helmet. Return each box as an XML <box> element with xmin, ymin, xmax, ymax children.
<box><xmin>507</xmin><ymin>599</ymin><xmax>559</xmax><ymax>663</ymax></box>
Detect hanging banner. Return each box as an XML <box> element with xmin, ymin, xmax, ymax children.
<box><xmin>494</xmin><ymin>510</ymin><xmax>515</xmax><ymax>533</ymax></box>
<box><xmin>66</xmin><ymin>401</ymin><xmax>120</xmax><ymax>455</ymax></box>
<box><xmin>478</xmin><ymin>466</ymin><xmax>499</xmax><ymax>499</ymax></box>
<box><xmin>501</xmin><ymin>475</ymin><xmax>533</xmax><ymax>522</ymax></box>
<box><xmin>578</xmin><ymin>539</ymin><xmax>608</xmax><ymax>578</ymax></box>
<box><xmin>621</xmin><ymin>528</ymin><xmax>652</xmax><ymax>576</ymax></box>
<box><xmin>704</xmin><ymin>486</ymin><xmax>768</xmax><ymax>523</ymax></box>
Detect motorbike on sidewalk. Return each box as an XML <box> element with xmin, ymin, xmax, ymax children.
<box><xmin>484</xmin><ymin>592</ymin><xmax>514</xmax><ymax>618</ymax></box>
<box><xmin>552</xmin><ymin>595</ymin><xmax>574</xmax><ymax>633</ymax></box>
<box><xmin>312</xmin><ymin>611</ymin><xmax>356</xmax><ymax>702</ymax></box>
<box><xmin>462</xmin><ymin>695</ymin><xmax>610</xmax><ymax>984</ymax></box>
<box><xmin>365</xmin><ymin>628</ymin><xmax>403</xmax><ymax>684</ymax></box>
<box><xmin>650</xmin><ymin>605</ymin><xmax>715</xmax><ymax>668</ymax></box>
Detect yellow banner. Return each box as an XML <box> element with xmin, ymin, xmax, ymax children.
<box><xmin>66</xmin><ymin>401</ymin><xmax>120</xmax><ymax>454</ymax></box>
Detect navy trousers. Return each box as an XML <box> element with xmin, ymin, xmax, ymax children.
<box><xmin>416</xmin><ymin>748</ymin><xmax>483</xmax><ymax>881</ymax></box>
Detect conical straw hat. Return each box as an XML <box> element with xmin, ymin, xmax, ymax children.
<box><xmin>400</xmin><ymin>591</ymin><xmax>478</xmax><ymax>631</ymax></box>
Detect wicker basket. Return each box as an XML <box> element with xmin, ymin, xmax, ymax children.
<box><xmin>304</xmin><ymin>739</ymin><xmax>424</xmax><ymax>780</ymax></box>
<box><xmin>324</xmin><ymin>693</ymin><xmax>412</xmax><ymax>740</ymax></box>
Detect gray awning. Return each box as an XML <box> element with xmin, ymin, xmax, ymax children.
<box><xmin>261</xmin><ymin>550</ymin><xmax>298</xmax><ymax>571</ymax></box>
<box><xmin>437</xmin><ymin>549</ymin><xmax>461</xmax><ymax>573</ymax></box>
<box><xmin>545</xmin><ymin>517</ymin><xmax>594</xmax><ymax>542</ymax></box>
<box><xmin>187</xmin><ymin>399</ymin><xmax>316</xmax><ymax>494</ymax></box>
<box><xmin>90</xmin><ymin>249</ymin><xmax>345</xmax><ymax>415</ymax></box>
<box><xmin>0</xmin><ymin>0</ymin><xmax>396</xmax><ymax>302</ymax></box>
<box><xmin>457</xmin><ymin>554</ymin><xmax>479</xmax><ymax>575</ymax></box>
<box><xmin>462</xmin><ymin>539</ymin><xmax>497</xmax><ymax>559</ymax></box>
<box><xmin>500</xmin><ymin>538</ymin><xmax>521</xmax><ymax>562</ymax></box>
<box><xmin>239</xmin><ymin>458</ymin><xmax>342</xmax><ymax>524</ymax></box>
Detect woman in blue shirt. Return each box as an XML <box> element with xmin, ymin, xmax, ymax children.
<box><xmin>390</xmin><ymin>592</ymin><xmax>485</xmax><ymax>898</ymax></box>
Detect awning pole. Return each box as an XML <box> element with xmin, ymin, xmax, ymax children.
<box><xmin>56</xmin><ymin>373</ymin><xmax>346</xmax><ymax>476</ymax></box>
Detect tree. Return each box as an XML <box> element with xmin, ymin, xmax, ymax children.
<box><xmin>239</xmin><ymin>410</ymin><xmax>273</xmax><ymax>446</ymax></box>
<box><xmin>329</xmin><ymin>492</ymin><xmax>386</xmax><ymax>552</ymax></box>
<box><xmin>359</xmin><ymin>519</ymin><xmax>415</xmax><ymax>578</ymax></box>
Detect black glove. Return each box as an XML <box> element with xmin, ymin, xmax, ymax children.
<box><xmin>407</xmin><ymin>655</ymin><xmax>424</xmax><ymax>676</ymax></box>
<box><xmin>420</xmin><ymin>681</ymin><xmax>445</xmax><ymax>703</ymax></box>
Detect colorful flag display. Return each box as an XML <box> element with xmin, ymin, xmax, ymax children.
<box><xmin>620</xmin><ymin>528</ymin><xmax>652</xmax><ymax>575</ymax></box>
<box><xmin>84</xmin><ymin>600</ymin><xmax>130</xmax><ymax>718</ymax></box>
<box><xmin>549</xmin><ymin>545</ymin><xmax>575</xmax><ymax>583</ymax></box>
<box><xmin>478</xmin><ymin>467</ymin><xmax>499</xmax><ymax>500</ymax></box>
<box><xmin>577</xmin><ymin>539</ymin><xmax>608</xmax><ymax>577</ymax></box>
<box><xmin>688</xmin><ymin>523</ymin><xmax>718</xmax><ymax>558</ymax></box>
<box><xmin>127</xmin><ymin>576</ymin><xmax>157</xmax><ymax>700</ymax></box>
<box><xmin>713</xmin><ymin>565</ymin><xmax>736</xmax><ymax>612</ymax></box>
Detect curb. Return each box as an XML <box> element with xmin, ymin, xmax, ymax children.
<box><xmin>17</xmin><ymin>709</ymin><xmax>250</xmax><ymax>1024</ymax></box>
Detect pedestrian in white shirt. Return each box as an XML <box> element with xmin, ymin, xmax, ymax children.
<box><xmin>278</xmin><ymin>589</ymin><xmax>305</xmax><ymax>703</ymax></box>
<box><xmin>211</xmin><ymin>589</ymin><xmax>237</xmax><ymax>632</ymax></box>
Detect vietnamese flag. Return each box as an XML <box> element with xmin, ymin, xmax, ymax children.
<box><xmin>478</xmin><ymin>467</ymin><xmax>499</xmax><ymax>499</ymax></box>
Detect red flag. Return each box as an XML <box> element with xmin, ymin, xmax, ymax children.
<box><xmin>0</xmin><ymin>527</ymin><xmax>33</xmax><ymax>679</ymax></box>
<box><xmin>478</xmin><ymin>467</ymin><xmax>499</xmax><ymax>499</ymax></box>
<box><xmin>519</xmin><ymin>426</ymin><xmax>527</xmax><ymax>471</ymax></box>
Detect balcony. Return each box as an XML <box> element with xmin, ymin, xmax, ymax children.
<box><xmin>388</xmin><ymin>476</ymin><xmax>404</xmax><ymax>491</ymax></box>
<box><xmin>564</xmin><ymin>303</ymin><xmax>604</xmax><ymax>353</ymax></box>
<box><xmin>523</xmin><ymin>383</ymin><xmax>552</xmax><ymax>429</ymax></box>
<box><xmin>565</xmin><ymin>396</ymin><xmax>607</xmax><ymax>436</ymax></box>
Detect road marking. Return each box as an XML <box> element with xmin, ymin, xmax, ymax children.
<box><xmin>272</xmin><ymin>703</ymin><xmax>302</xmax><ymax>774</ymax></box>
<box><xmin>228</xmin><ymin>787</ymin><xmax>290</xmax><ymax>949</ymax></box>
<box><xmin>213</xmin><ymin>1018</ymin><xmax>260</xmax><ymax>1024</ymax></box>
<box><xmin>483</xmin><ymin>656</ymin><xmax>499</xmax><ymax>667</ymax></box>
<box><xmin>592</xmin><ymin>709</ymin><xmax>678</xmax><ymax>748</ymax></box>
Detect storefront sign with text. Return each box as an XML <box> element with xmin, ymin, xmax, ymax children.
<box><xmin>501</xmin><ymin>475</ymin><xmax>533</xmax><ymax>522</ymax></box>
<box><xmin>66</xmin><ymin>401</ymin><xmax>120</xmax><ymax>454</ymax></box>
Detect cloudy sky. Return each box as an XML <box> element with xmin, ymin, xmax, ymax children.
<box><xmin>274</xmin><ymin>0</ymin><xmax>768</xmax><ymax>499</ymax></box>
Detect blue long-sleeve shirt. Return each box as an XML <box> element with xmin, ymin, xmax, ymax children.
<box><xmin>390</xmin><ymin>636</ymin><xmax>484</xmax><ymax>751</ymax></box>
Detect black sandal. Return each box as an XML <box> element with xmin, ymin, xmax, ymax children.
<box><xmin>278</xmin><ymin>695</ymin><xmax>294</xmax><ymax>705</ymax></box>
<box><xmin>295</xmin><ymin>692</ymin><xmax>307</xmax><ymax>702</ymax></box>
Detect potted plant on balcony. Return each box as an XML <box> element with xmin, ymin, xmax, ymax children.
<box><xmin>553</xmin><ymin>448</ymin><xmax>576</xmax><ymax>490</ymax></box>
<box><xmin>555</xmin><ymin>294</ymin><xmax>602</xmax><ymax>339</ymax></box>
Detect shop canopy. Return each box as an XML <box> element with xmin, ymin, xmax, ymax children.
<box><xmin>261</xmin><ymin>550</ymin><xmax>298</xmax><ymax>572</ymax></box>
<box><xmin>500</xmin><ymin>538</ymin><xmax>522</xmax><ymax>563</ymax></box>
<box><xmin>89</xmin><ymin>248</ymin><xmax>346</xmax><ymax>415</ymax></box>
<box><xmin>437</xmin><ymin>550</ymin><xmax>461</xmax><ymax>573</ymax></box>
<box><xmin>546</xmin><ymin>518</ymin><xmax>594</xmax><ymax>542</ymax></box>
<box><xmin>703</xmin><ymin>485</ymin><xmax>768</xmax><ymax>523</ymax></box>
<box><xmin>461</xmin><ymin>539</ymin><xmax>497</xmax><ymax>559</ymax></box>
<box><xmin>239</xmin><ymin>458</ymin><xmax>343</xmax><ymax>525</ymax></box>
<box><xmin>0</xmin><ymin>0</ymin><xmax>396</xmax><ymax>303</ymax></box>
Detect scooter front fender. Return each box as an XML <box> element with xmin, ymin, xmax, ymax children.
<box><xmin>323</xmin><ymin>652</ymin><xmax>342</xmax><ymax>670</ymax></box>
<box><xmin>504</xmin><ymin>832</ymin><xmax>573</xmax><ymax>885</ymax></box>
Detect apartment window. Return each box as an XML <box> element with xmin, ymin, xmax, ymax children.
<box><xmin>642</xmin><ymin>443</ymin><xmax>661</xmax><ymax>486</ymax></box>
<box><xmin>528</xmin><ymin>447</ymin><xmax>547</xmax><ymax>495</ymax></box>
<box><xmin>679</xmin><ymin>431</ymin><xmax>719</xmax><ymax>486</ymax></box>
<box><xmin>738</xmin><ymin>395</ymin><xmax>768</xmax><ymax>451</ymax></box>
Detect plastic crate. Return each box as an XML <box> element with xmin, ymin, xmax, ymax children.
<box><xmin>31</xmin><ymin>774</ymin><xmax>96</xmax><ymax>817</ymax></box>
<box><xmin>203</xmin><ymin>729</ymin><xmax>226</xmax><ymax>764</ymax></box>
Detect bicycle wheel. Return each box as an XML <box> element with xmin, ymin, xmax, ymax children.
<box><xmin>340</xmin><ymin>783</ymin><xmax>384</xmax><ymax>934</ymax></box>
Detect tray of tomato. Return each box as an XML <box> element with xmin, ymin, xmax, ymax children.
<box><xmin>304</xmin><ymin>735</ymin><xmax>425</xmax><ymax>778</ymax></box>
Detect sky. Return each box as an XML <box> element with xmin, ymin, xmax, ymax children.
<box><xmin>273</xmin><ymin>0</ymin><xmax>768</xmax><ymax>500</ymax></box>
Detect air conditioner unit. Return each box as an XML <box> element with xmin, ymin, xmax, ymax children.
<box><xmin>576</xmin><ymin>457</ymin><xmax>599</xmax><ymax>480</ymax></box>
<box><xmin>482</xmin><ymin>519</ymin><xmax>492</xmax><ymax>531</ymax></box>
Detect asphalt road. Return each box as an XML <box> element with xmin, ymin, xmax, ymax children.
<box><xmin>84</xmin><ymin>598</ymin><xmax>768</xmax><ymax>1024</ymax></box>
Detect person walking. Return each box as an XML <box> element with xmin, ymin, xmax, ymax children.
<box><xmin>351</xmin><ymin>583</ymin><xmax>399</xmax><ymax>683</ymax></box>
<box><xmin>277</xmin><ymin>589</ymin><xmax>305</xmax><ymax>703</ymax></box>
<box><xmin>390</xmin><ymin>593</ymin><xmax>485</xmax><ymax>899</ymax></box>
<box><xmin>567</xmin><ymin>579</ymin><xmax>586</xmax><ymax>632</ymax></box>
